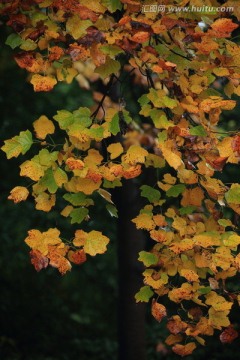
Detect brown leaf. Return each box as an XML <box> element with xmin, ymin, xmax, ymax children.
<box><xmin>151</xmin><ymin>300</ymin><xmax>167</xmax><ymax>322</ymax></box>
<box><xmin>220</xmin><ymin>326</ymin><xmax>238</xmax><ymax>344</ymax></box>
<box><xmin>30</xmin><ymin>249</ymin><xmax>49</xmax><ymax>272</ymax></box>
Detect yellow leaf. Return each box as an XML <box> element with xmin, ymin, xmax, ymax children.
<box><xmin>61</xmin><ymin>205</ymin><xmax>74</xmax><ymax>217</ymax></box>
<box><xmin>35</xmin><ymin>192</ymin><xmax>56</xmax><ymax>212</ymax></box>
<box><xmin>169</xmin><ymin>283</ymin><xmax>195</xmax><ymax>303</ymax></box>
<box><xmin>56</xmin><ymin>66</ymin><xmax>78</xmax><ymax>84</ymax></box>
<box><xmin>83</xmin><ymin>230</ymin><xmax>109</xmax><ymax>256</ymax></box>
<box><xmin>200</xmin><ymin>98</ymin><xmax>236</xmax><ymax>113</ymax></box>
<box><xmin>8</xmin><ymin>186</ymin><xmax>29</xmax><ymax>203</ymax></box>
<box><xmin>159</xmin><ymin>141</ymin><xmax>183</xmax><ymax>170</ymax></box>
<box><xmin>33</xmin><ymin>115</ymin><xmax>55</xmax><ymax>139</ymax></box>
<box><xmin>25</xmin><ymin>228</ymin><xmax>62</xmax><ymax>255</ymax></box>
<box><xmin>208</xmin><ymin>308</ymin><xmax>230</xmax><ymax>329</ymax></box>
<box><xmin>30</xmin><ymin>74</ymin><xmax>57</xmax><ymax>92</ymax></box>
<box><xmin>132</xmin><ymin>213</ymin><xmax>155</xmax><ymax>231</ymax></box>
<box><xmin>84</xmin><ymin>149</ymin><xmax>103</xmax><ymax>166</ymax></box>
<box><xmin>180</xmin><ymin>269</ymin><xmax>199</xmax><ymax>282</ymax></box>
<box><xmin>20</xmin><ymin>160</ymin><xmax>44</xmax><ymax>181</ymax></box>
<box><xmin>65</xmin><ymin>176</ymin><xmax>102</xmax><ymax>194</ymax></box>
<box><xmin>193</xmin><ymin>233</ymin><xmax>221</xmax><ymax>248</ymax></box>
<box><xmin>123</xmin><ymin>145</ymin><xmax>148</xmax><ymax>165</ymax></box>
<box><xmin>73</xmin><ymin>229</ymin><xmax>87</xmax><ymax>247</ymax></box>
<box><xmin>107</xmin><ymin>142</ymin><xmax>124</xmax><ymax>159</ymax></box>
<box><xmin>212</xmin><ymin>247</ymin><xmax>233</xmax><ymax>270</ymax></box>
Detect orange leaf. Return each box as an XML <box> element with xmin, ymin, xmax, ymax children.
<box><xmin>211</xmin><ymin>18</ymin><xmax>238</xmax><ymax>37</ymax></box>
<box><xmin>172</xmin><ymin>342</ymin><xmax>196</xmax><ymax>356</ymax></box>
<box><xmin>131</xmin><ymin>31</ymin><xmax>150</xmax><ymax>43</ymax></box>
<box><xmin>68</xmin><ymin>249</ymin><xmax>87</xmax><ymax>265</ymax></box>
<box><xmin>151</xmin><ymin>300</ymin><xmax>167</xmax><ymax>322</ymax></box>
<box><xmin>30</xmin><ymin>74</ymin><xmax>57</xmax><ymax>92</ymax></box>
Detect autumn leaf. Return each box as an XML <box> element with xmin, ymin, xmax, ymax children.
<box><xmin>220</xmin><ymin>326</ymin><xmax>238</xmax><ymax>344</ymax></box>
<box><xmin>138</xmin><ymin>251</ymin><xmax>158</xmax><ymax>267</ymax></box>
<box><xmin>135</xmin><ymin>286</ymin><xmax>154</xmax><ymax>303</ymax></box>
<box><xmin>1</xmin><ymin>130</ymin><xmax>33</xmax><ymax>159</ymax></box>
<box><xmin>33</xmin><ymin>115</ymin><xmax>55</xmax><ymax>139</ymax></box>
<box><xmin>68</xmin><ymin>249</ymin><xmax>87</xmax><ymax>265</ymax></box>
<box><xmin>172</xmin><ymin>342</ymin><xmax>196</xmax><ymax>356</ymax></box>
<box><xmin>124</xmin><ymin>145</ymin><xmax>148</xmax><ymax>165</ymax></box>
<box><xmin>30</xmin><ymin>249</ymin><xmax>49</xmax><ymax>272</ymax></box>
<box><xmin>211</xmin><ymin>18</ymin><xmax>238</xmax><ymax>37</ymax></box>
<box><xmin>30</xmin><ymin>74</ymin><xmax>57</xmax><ymax>92</ymax></box>
<box><xmin>8</xmin><ymin>186</ymin><xmax>29</xmax><ymax>203</ymax></box>
<box><xmin>151</xmin><ymin>300</ymin><xmax>167</xmax><ymax>322</ymax></box>
<box><xmin>107</xmin><ymin>142</ymin><xmax>124</xmax><ymax>159</ymax></box>
<box><xmin>83</xmin><ymin>230</ymin><xmax>109</xmax><ymax>256</ymax></box>
<box><xmin>25</xmin><ymin>228</ymin><xmax>62</xmax><ymax>255</ymax></box>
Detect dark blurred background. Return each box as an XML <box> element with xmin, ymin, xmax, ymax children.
<box><xmin>1</xmin><ymin>25</ymin><xmax>240</xmax><ymax>360</ymax></box>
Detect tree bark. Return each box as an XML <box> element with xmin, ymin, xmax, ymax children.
<box><xmin>114</xmin><ymin>179</ymin><xmax>146</xmax><ymax>360</ymax></box>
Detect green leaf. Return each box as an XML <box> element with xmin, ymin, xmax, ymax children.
<box><xmin>109</xmin><ymin>112</ymin><xmax>120</xmax><ymax>135</ymax></box>
<box><xmin>140</xmin><ymin>185</ymin><xmax>161</xmax><ymax>203</ymax></box>
<box><xmin>95</xmin><ymin>57</ymin><xmax>121</xmax><ymax>79</ymax></box>
<box><xmin>162</xmin><ymin>96</ymin><xmax>179</xmax><ymax>109</ymax></box>
<box><xmin>70</xmin><ymin>207</ymin><xmax>89</xmax><ymax>224</ymax></box>
<box><xmin>66</xmin><ymin>16</ymin><xmax>92</xmax><ymax>40</ymax></box>
<box><xmin>74</xmin><ymin>107</ymin><xmax>92</xmax><ymax>127</ymax></box>
<box><xmin>37</xmin><ymin>149</ymin><xmax>58</xmax><ymax>167</ymax></box>
<box><xmin>5</xmin><ymin>33</ymin><xmax>22</xmax><ymax>49</ymax></box>
<box><xmin>122</xmin><ymin>110</ymin><xmax>132</xmax><ymax>124</ymax></box>
<box><xmin>18</xmin><ymin>130</ymin><xmax>33</xmax><ymax>154</ymax></box>
<box><xmin>20</xmin><ymin>39</ymin><xmax>37</xmax><ymax>51</ymax></box>
<box><xmin>138</xmin><ymin>94</ymin><xmax>150</xmax><ymax>107</ymax></box>
<box><xmin>101</xmin><ymin>0</ymin><xmax>122</xmax><ymax>12</ymax></box>
<box><xmin>53</xmin><ymin>110</ymin><xmax>74</xmax><ymax>129</ymax></box>
<box><xmin>189</xmin><ymin>125</ymin><xmax>207</xmax><ymax>137</ymax></box>
<box><xmin>225</xmin><ymin>185</ymin><xmax>240</xmax><ymax>204</ymax></box>
<box><xmin>100</xmin><ymin>44</ymin><xmax>123</xmax><ymax>57</ymax></box>
<box><xmin>179</xmin><ymin>206</ymin><xmax>196</xmax><ymax>215</ymax></box>
<box><xmin>40</xmin><ymin>169</ymin><xmax>58</xmax><ymax>194</ymax></box>
<box><xmin>150</xmin><ymin>109</ymin><xmax>172</xmax><ymax>129</ymax></box>
<box><xmin>135</xmin><ymin>286</ymin><xmax>154</xmax><ymax>303</ymax></box>
<box><xmin>63</xmin><ymin>193</ymin><xmax>94</xmax><ymax>207</ymax></box>
<box><xmin>87</xmin><ymin>126</ymin><xmax>104</xmax><ymax>139</ymax></box>
<box><xmin>138</xmin><ymin>251</ymin><xmax>158</xmax><ymax>267</ymax></box>
<box><xmin>155</xmin><ymin>44</ymin><xmax>170</xmax><ymax>56</ymax></box>
<box><xmin>166</xmin><ymin>184</ymin><xmax>186</xmax><ymax>197</ymax></box>
<box><xmin>103</xmin><ymin>179</ymin><xmax>122</xmax><ymax>188</ymax></box>
<box><xmin>218</xmin><ymin>219</ymin><xmax>233</xmax><ymax>228</ymax></box>
<box><xmin>106</xmin><ymin>204</ymin><xmax>118</xmax><ymax>218</ymax></box>
<box><xmin>198</xmin><ymin>286</ymin><xmax>211</xmax><ymax>295</ymax></box>
<box><xmin>1</xmin><ymin>130</ymin><xmax>33</xmax><ymax>159</ymax></box>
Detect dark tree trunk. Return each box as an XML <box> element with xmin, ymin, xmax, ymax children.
<box><xmin>114</xmin><ymin>179</ymin><xmax>146</xmax><ymax>360</ymax></box>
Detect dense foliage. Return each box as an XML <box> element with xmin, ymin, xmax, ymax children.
<box><xmin>1</xmin><ymin>0</ymin><xmax>240</xmax><ymax>356</ymax></box>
